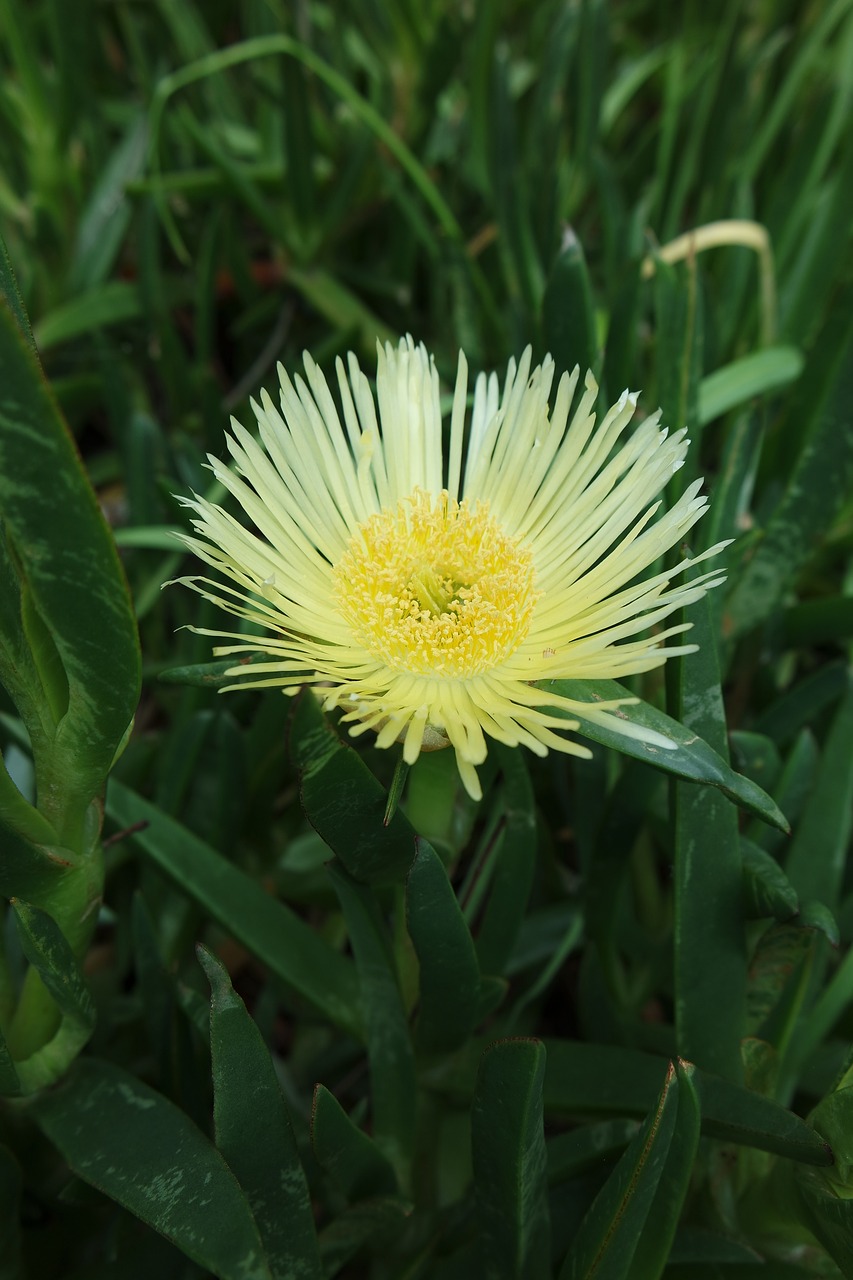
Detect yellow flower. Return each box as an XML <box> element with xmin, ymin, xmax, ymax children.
<box><xmin>176</xmin><ymin>337</ymin><xmax>726</xmax><ymax>800</ymax></box>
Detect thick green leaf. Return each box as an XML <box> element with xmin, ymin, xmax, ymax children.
<box><xmin>744</xmin><ymin>914</ymin><xmax>815</xmax><ymax>1045</ymax></box>
<box><xmin>106</xmin><ymin>780</ymin><xmax>362</xmax><ymax>1039</ymax></box>
<box><xmin>755</xmin><ymin>663</ymin><xmax>848</xmax><ymax>746</ymax></box>
<box><xmin>0</xmin><ymin>237</ymin><xmax>33</xmax><ymax>359</ymax></box>
<box><xmin>797</xmin><ymin>1121</ymin><xmax>853</xmax><ymax>1278</ymax></box>
<box><xmin>472</xmin><ymin>1039</ymin><xmax>550</xmax><ymax>1280</ymax></box>
<box><xmin>131</xmin><ymin>894</ymin><xmax>200</xmax><ymax>1115</ymax></box>
<box><xmin>0</xmin><ymin>1144</ymin><xmax>23</xmax><ymax>1280</ymax></box>
<box><xmin>436</xmin><ymin>1039</ymin><xmax>832</xmax><ymax>1165</ymax></box>
<box><xmin>671</xmin><ymin>588</ymin><xmax>745</xmax><ymax>1081</ymax></box>
<box><xmin>317</xmin><ymin>1198</ymin><xmax>413</xmax><ymax>1276</ymax></box>
<box><xmin>407</xmin><ymin>840</ymin><xmax>481</xmax><ymax>1055</ymax></box>
<box><xmin>157</xmin><ymin>650</ymin><xmax>273</xmax><ymax>687</ymax></box>
<box><xmin>541</xmin><ymin>678</ymin><xmax>788</xmax><ymax>831</ymax></box>
<box><xmin>0</xmin><ymin>735</ymin><xmax>58</xmax><ymax>848</ymax></box>
<box><xmin>547</xmin><ymin>1120</ymin><xmax>639</xmax><ymax>1184</ymax></box>
<box><xmin>702</xmin><ymin>408</ymin><xmax>764</xmax><ymax>551</ymax></box>
<box><xmin>198</xmin><ymin>947</ymin><xmax>322</xmax><ymax>1280</ymax></box>
<box><xmin>724</xmin><ymin>306</ymin><xmax>853</xmax><ymax>637</ymax></box>
<box><xmin>558</xmin><ymin>1061</ymin><xmax>675</xmax><ymax>1279</ymax></box>
<box><xmin>311</xmin><ymin>1084</ymin><xmax>399</xmax><ymax>1201</ymax></box>
<box><xmin>474</xmin><ymin>746</ymin><xmax>538</xmax><ymax>976</ymax></box>
<box><xmin>698</xmin><ymin>346</ymin><xmax>804</xmax><ymax>424</ymax></box>
<box><xmin>781</xmin><ymin>595</ymin><xmax>853</xmax><ymax>648</ymax></box>
<box><xmin>665</xmin><ymin>1265</ymin><xmax>813</xmax><ymax>1280</ymax></box>
<box><xmin>0</xmin><ymin>300</ymin><xmax>140</xmax><ymax>810</ymax></box>
<box><xmin>291</xmin><ymin>691</ymin><xmax>417</xmax><ymax>886</ymax></box>
<box><xmin>787</xmin><ymin>946</ymin><xmax>853</xmax><ymax>1089</ymax></box>
<box><xmin>0</xmin><ymin>815</ymin><xmax>72</xmax><ymax>904</ymax></box>
<box><xmin>31</xmin><ymin>1059</ymin><xmax>273</xmax><ymax>1280</ymax></box>
<box><xmin>742</xmin><ymin>839</ymin><xmax>799</xmax><ymax>921</ymax></box>
<box><xmin>654</xmin><ymin>259</ymin><xmax>703</xmax><ymax>490</ymax></box>
<box><xmin>326</xmin><ymin>860</ymin><xmax>416</xmax><ymax>1180</ymax></box>
<box><xmin>12</xmin><ymin>900</ymin><xmax>95</xmax><ymax>1032</ymax></box>
<box><xmin>666</xmin><ymin>1223</ymin><xmax>805</xmax><ymax>1274</ymax></box>
<box><xmin>628</xmin><ymin>1063</ymin><xmax>701</xmax><ymax>1278</ymax></box>
<box><xmin>785</xmin><ymin>674</ymin><xmax>853</xmax><ymax>911</ymax></box>
<box><xmin>750</xmin><ymin>728</ymin><xmax>817</xmax><ymax>859</ymax></box>
<box><xmin>730</xmin><ymin>731</ymin><xmax>782</xmax><ymax>796</ymax></box>
<box><xmin>10</xmin><ymin>898</ymin><xmax>96</xmax><ymax>1091</ymax></box>
<box><xmin>0</xmin><ymin>1031</ymin><xmax>20</xmax><ymax>1098</ymax></box>
<box><xmin>486</xmin><ymin>44</ymin><xmax>544</xmax><ymax>315</ymax></box>
<box><xmin>543</xmin><ymin>228</ymin><xmax>598</xmax><ymax>378</ymax></box>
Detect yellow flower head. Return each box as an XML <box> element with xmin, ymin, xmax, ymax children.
<box><xmin>176</xmin><ymin>337</ymin><xmax>726</xmax><ymax>800</ymax></box>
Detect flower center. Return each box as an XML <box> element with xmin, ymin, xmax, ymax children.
<box><xmin>333</xmin><ymin>489</ymin><xmax>537</xmax><ymax>677</ymax></box>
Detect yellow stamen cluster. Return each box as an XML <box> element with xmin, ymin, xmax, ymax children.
<box><xmin>333</xmin><ymin>489</ymin><xmax>537</xmax><ymax>678</ymax></box>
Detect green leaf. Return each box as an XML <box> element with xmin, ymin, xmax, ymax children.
<box><xmin>0</xmin><ymin>1031</ymin><xmax>21</xmax><ymax>1099</ymax></box>
<box><xmin>472</xmin><ymin>1039</ymin><xmax>550</xmax><ymax>1280</ymax></box>
<box><xmin>785</xmin><ymin>674</ymin><xmax>853</xmax><ymax>911</ymax></box>
<box><xmin>0</xmin><ymin>1144</ymin><xmax>23</xmax><ymax>1280</ymax></box>
<box><xmin>697</xmin><ymin>346</ymin><xmax>804</xmax><ymax>424</ymax></box>
<box><xmin>326</xmin><ymin>860</ymin><xmax>416</xmax><ymax>1180</ymax></box>
<box><xmin>628</xmin><ymin>1063</ymin><xmax>701</xmax><ymax>1278</ymax></box>
<box><xmin>654</xmin><ymin>259</ymin><xmax>703</xmax><ymax>489</ymax></box>
<box><xmin>663</xmin><ymin>1225</ymin><xmax>788</xmax><ymax>1269</ymax></box>
<box><xmin>285</xmin><ymin>267</ymin><xmax>397</xmax><ymax>352</ymax></box>
<box><xmin>559</xmin><ymin>1061</ymin><xmax>698</xmax><ymax>1280</ymax></box>
<box><xmin>0</xmin><ymin>816</ymin><xmax>72</xmax><ymax>904</ymax></box>
<box><xmin>407</xmin><ymin>840</ymin><xmax>481</xmax><ymax>1055</ymax></box>
<box><xmin>729</xmin><ymin>731</ymin><xmax>782</xmax><ymax>796</ymax></box>
<box><xmin>547</xmin><ymin>1120</ymin><xmax>639</xmax><ymax>1184</ymax></box>
<box><xmin>69</xmin><ymin>111</ymin><xmax>148</xmax><ymax>291</ymax></box>
<box><xmin>742</xmin><ymin>839</ymin><xmax>799</xmax><ymax>921</ymax></box>
<box><xmin>475</xmin><ymin>746</ymin><xmax>538</xmax><ymax>976</ymax></box>
<box><xmin>557</xmin><ymin>1060</ymin><xmax>674</xmax><ymax>1279</ymax></box>
<box><xmin>780</xmin><ymin>595</ymin><xmax>853</xmax><ymax>648</ymax></box>
<box><xmin>290</xmin><ymin>691</ymin><xmax>417</xmax><ymax>886</ymax></box>
<box><xmin>746</xmin><ymin>913</ymin><xmax>827</xmax><ymax>1052</ymax></box>
<box><xmin>787</xmin><ymin>945</ymin><xmax>853</xmax><ymax>1089</ymax></box>
<box><xmin>30</xmin><ymin>1058</ymin><xmax>274</xmax><ymax>1280</ymax></box>
<box><xmin>33</xmin><ymin>282</ymin><xmax>144</xmax><ymax>349</ymax></box>
<box><xmin>317</xmin><ymin>1198</ymin><xmax>413</xmax><ymax>1276</ymax></box>
<box><xmin>0</xmin><ymin>300</ymin><xmax>140</xmax><ymax>814</ymax></box>
<box><xmin>10</xmin><ymin>898</ymin><xmax>95</xmax><ymax>1091</ymax></box>
<box><xmin>541</xmin><ymin>677</ymin><xmax>788</xmax><ymax>831</ymax></box>
<box><xmin>131</xmin><ymin>894</ymin><xmax>199</xmax><ymax>1112</ymax></box>
<box><xmin>105</xmin><ymin>780</ymin><xmax>362</xmax><ymax>1040</ymax></box>
<box><xmin>12</xmin><ymin>900</ymin><xmax>94</xmax><ymax>1030</ymax></box>
<box><xmin>198</xmin><ymin>947</ymin><xmax>322</xmax><ymax>1280</ymax></box>
<box><xmin>671</xmin><ymin>589</ymin><xmax>746</xmax><ymax>1081</ymax></box>
<box><xmin>702</xmin><ymin>407</ymin><xmax>764</xmax><ymax>550</ymax></box>
<box><xmin>310</xmin><ymin>1084</ymin><xmax>399</xmax><ymax>1201</ymax></box>
<box><xmin>0</xmin><ymin>233</ymin><xmax>34</xmax><ymax>352</ymax></box>
<box><xmin>796</xmin><ymin>1169</ymin><xmax>853</xmax><ymax>1280</ymax></box>
<box><xmin>440</xmin><ymin>1038</ymin><xmax>833</xmax><ymax>1165</ymax></box>
<box><xmin>755</xmin><ymin>663</ymin><xmax>848</xmax><ymax>747</ymax></box>
<box><xmin>750</xmin><ymin>728</ymin><xmax>817</xmax><ymax>859</ymax></box>
<box><xmin>543</xmin><ymin>228</ymin><xmax>598</xmax><ymax>378</ymax></box>
<box><xmin>157</xmin><ymin>651</ymin><xmax>274</xmax><ymax>688</ymax></box>
<box><xmin>486</xmin><ymin>44</ymin><xmax>544</xmax><ymax>315</ymax></box>
<box><xmin>724</xmin><ymin>305</ymin><xmax>853</xmax><ymax>637</ymax></box>
<box><xmin>797</xmin><ymin>1083</ymin><xmax>853</xmax><ymax>1275</ymax></box>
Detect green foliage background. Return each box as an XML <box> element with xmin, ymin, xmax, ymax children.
<box><xmin>1</xmin><ymin>0</ymin><xmax>853</xmax><ymax>1276</ymax></box>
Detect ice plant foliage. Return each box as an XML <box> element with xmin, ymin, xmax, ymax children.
<box><xmin>176</xmin><ymin>338</ymin><xmax>727</xmax><ymax>799</ymax></box>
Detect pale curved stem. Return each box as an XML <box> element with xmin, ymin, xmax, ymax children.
<box><xmin>642</xmin><ymin>219</ymin><xmax>776</xmax><ymax>346</ymax></box>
